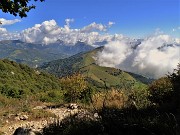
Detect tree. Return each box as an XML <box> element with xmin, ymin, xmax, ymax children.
<box><xmin>0</xmin><ymin>0</ymin><xmax>44</xmax><ymax>18</ymax></box>
<box><xmin>148</xmin><ymin>77</ymin><xmax>173</xmax><ymax>105</ymax></box>
<box><xmin>60</xmin><ymin>73</ymin><xmax>90</xmax><ymax>103</ymax></box>
<box><xmin>168</xmin><ymin>64</ymin><xmax>180</xmax><ymax>111</ymax></box>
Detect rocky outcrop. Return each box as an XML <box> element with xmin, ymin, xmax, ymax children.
<box><xmin>2</xmin><ymin>104</ymin><xmax>99</xmax><ymax>135</ymax></box>
<box><xmin>13</xmin><ymin>127</ymin><xmax>36</xmax><ymax>135</ymax></box>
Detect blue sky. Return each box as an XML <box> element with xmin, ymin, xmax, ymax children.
<box><xmin>0</xmin><ymin>0</ymin><xmax>179</xmax><ymax>38</ymax></box>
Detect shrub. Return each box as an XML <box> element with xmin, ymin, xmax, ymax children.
<box><xmin>168</xmin><ymin>63</ymin><xmax>180</xmax><ymax>113</ymax></box>
<box><xmin>60</xmin><ymin>73</ymin><xmax>90</xmax><ymax>103</ymax></box>
<box><xmin>42</xmin><ymin>115</ymin><xmax>103</xmax><ymax>135</ymax></box>
<box><xmin>148</xmin><ymin>77</ymin><xmax>173</xmax><ymax>105</ymax></box>
<box><xmin>128</xmin><ymin>88</ymin><xmax>151</xmax><ymax>109</ymax></box>
<box><xmin>91</xmin><ymin>88</ymin><xmax>128</xmax><ymax>109</ymax></box>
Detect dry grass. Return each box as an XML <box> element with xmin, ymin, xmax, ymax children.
<box><xmin>0</xmin><ymin>94</ymin><xmax>56</xmax><ymax>128</ymax></box>
<box><xmin>91</xmin><ymin>88</ymin><xmax>128</xmax><ymax>110</ymax></box>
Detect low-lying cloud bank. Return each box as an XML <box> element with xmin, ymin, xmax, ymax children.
<box><xmin>96</xmin><ymin>35</ymin><xmax>180</xmax><ymax>79</ymax></box>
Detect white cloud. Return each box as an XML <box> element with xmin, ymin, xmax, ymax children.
<box><xmin>0</xmin><ymin>27</ymin><xmax>20</xmax><ymax>40</ymax></box>
<box><xmin>0</xmin><ymin>18</ymin><xmax>21</xmax><ymax>40</ymax></box>
<box><xmin>20</xmin><ymin>19</ymin><xmax>116</xmax><ymax>45</ymax></box>
<box><xmin>0</xmin><ymin>18</ymin><xmax>21</xmax><ymax>26</ymax></box>
<box><xmin>21</xmin><ymin>20</ymin><xmax>62</xmax><ymax>44</ymax></box>
<box><xmin>96</xmin><ymin>39</ymin><xmax>133</xmax><ymax>67</ymax></box>
<box><xmin>80</xmin><ymin>22</ymin><xmax>112</xmax><ymax>33</ymax></box>
<box><xmin>0</xmin><ymin>27</ymin><xmax>7</xmax><ymax>33</ymax></box>
<box><xmin>108</xmin><ymin>21</ymin><xmax>115</xmax><ymax>27</ymax></box>
<box><xmin>97</xmin><ymin>34</ymin><xmax>180</xmax><ymax>78</ymax></box>
<box><xmin>65</xmin><ymin>18</ymin><xmax>74</xmax><ymax>27</ymax></box>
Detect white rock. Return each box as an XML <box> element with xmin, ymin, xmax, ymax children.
<box><xmin>19</xmin><ymin>115</ymin><xmax>28</xmax><ymax>121</ymax></box>
<box><xmin>94</xmin><ymin>113</ymin><xmax>99</xmax><ymax>118</ymax></box>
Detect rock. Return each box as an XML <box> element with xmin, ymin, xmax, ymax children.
<box><xmin>13</xmin><ymin>127</ymin><xmax>36</xmax><ymax>135</ymax></box>
<box><xmin>33</xmin><ymin>105</ymin><xmax>46</xmax><ymax>110</ymax></box>
<box><xmin>15</xmin><ymin>116</ymin><xmax>20</xmax><ymax>121</ymax></box>
<box><xmin>70</xmin><ymin>109</ymin><xmax>79</xmax><ymax>115</ymax></box>
<box><xmin>68</xmin><ymin>103</ymin><xmax>79</xmax><ymax>110</ymax></box>
<box><xmin>19</xmin><ymin>115</ymin><xmax>28</xmax><ymax>121</ymax></box>
<box><xmin>94</xmin><ymin>113</ymin><xmax>99</xmax><ymax>118</ymax></box>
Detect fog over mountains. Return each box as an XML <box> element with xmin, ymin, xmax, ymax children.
<box><xmin>96</xmin><ymin>35</ymin><xmax>180</xmax><ymax>78</ymax></box>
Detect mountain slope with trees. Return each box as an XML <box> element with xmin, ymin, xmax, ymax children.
<box><xmin>40</xmin><ymin>47</ymin><xmax>153</xmax><ymax>89</ymax></box>
<box><xmin>0</xmin><ymin>59</ymin><xmax>62</xmax><ymax>99</ymax></box>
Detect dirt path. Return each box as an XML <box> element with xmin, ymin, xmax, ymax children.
<box><xmin>0</xmin><ymin>105</ymin><xmax>85</xmax><ymax>135</ymax></box>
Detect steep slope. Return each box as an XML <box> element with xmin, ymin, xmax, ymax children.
<box><xmin>0</xmin><ymin>59</ymin><xmax>61</xmax><ymax>98</ymax></box>
<box><xmin>40</xmin><ymin>47</ymin><xmax>152</xmax><ymax>89</ymax></box>
<box><xmin>0</xmin><ymin>40</ymin><xmax>94</xmax><ymax>67</ymax></box>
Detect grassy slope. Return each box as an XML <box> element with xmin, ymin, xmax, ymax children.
<box><xmin>40</xmin><ymin>47</ymin><xmax>151</xmax><ymax>89</ymax></box>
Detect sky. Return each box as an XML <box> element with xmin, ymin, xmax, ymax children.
<box><xmin>0</xmin><ymin>0</ymin><xmax>180</xmax><ymax>38</ymax></box>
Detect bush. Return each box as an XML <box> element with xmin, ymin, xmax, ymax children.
<box><xmin>168</xmin><ymin>64</ymin><xmax>180</xmax><ymax>113</ymax></box>
<box><xmin>148</xmin><ymin>77</ymin><xmax>173</xmax><ymax>105</ymax></box>
<box><xmin>128</xmin><ymin>88</ymin><xmax>151</xmax><ymax>109</ymax></box>
<box><xmin>38</xmin><ymin>90</ymin><xmax>63</xmax><ymax>103</ymax></box>
<box><xmin>60</xmin><ymin>73</ymin><xmax>91</xmax><ymax>103</ymax></box>
<box><xmin>92</xmin><ymin>88</ymin><xmax>128</xmax><ymax>109</ymax></box>
<box><xmin>42</xmin><ymin>107</ymin><xmax>180</xmax><ymax>135</ymax></box>
<box><xmin>42</xmin><ymin>116</ymin><xmax>102</xmax><ymax>135</ymax></box>
<box><xmin>0</xmin><ymin>85</ymin><xmax>25</xmax><ymax>98</ymax></box>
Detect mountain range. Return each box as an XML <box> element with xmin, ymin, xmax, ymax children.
<box><xmin>0</xmin><ymin>40</ymin><xmax>94</xmax><ymax>67</ymax></box>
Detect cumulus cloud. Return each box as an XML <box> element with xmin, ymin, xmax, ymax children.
<box><xmin>0</xmin><ymin>18</ymin><xmax>21</xmax><ymax>26</ymax></box>
<box><xmin>21</xmin><ymin>20</ymin><xmax>61</xmax><ymax>44</ymax></box>
<box><xmin>65</xmin><ymin>18</ymin><xmax>74</xmax><ymax>28</ymax></box>
<box><xmin>81</xmin><ymin>21</ymin><xmax>114</xmax><ymax>33</ymax></box>
<box><xmin>108</xmin><ymin>21</ymin><xmax>115</xmax><ymax>27</ymax></box>
<box><xmin>20</xmin><ymin>19</ymin><xmax>116</xmax><ymax>45</ymax></box>
<box><xmin>96</xmin><ymin>34</ymin><xmax>180</xmax><ymax>78</ymax></box>
<box><xmin>0</xmin><ymin>27</ymin><xmax>20</xmax><ymax>40</ymax></box>
<box><xmin>0</xmin><ymin>18</ymin><xmax>21</xmax><ymax>40</ymax></box>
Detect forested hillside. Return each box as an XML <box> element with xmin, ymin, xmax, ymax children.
<box><xmin>40</xmin><ymin>47</ymin><xmax>152</xmax><ymax>89</ymax></box>
<box><xmin>0</xmin><ymin>59</ymin><xmax>62</xmax><ymax>99</ymax></box>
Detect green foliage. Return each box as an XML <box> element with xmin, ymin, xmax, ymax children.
<box><xmin>60</xmin><ymin>73</ymin><xmax>91</xmax><ymax>103</ymax></box>
<box><xmin>0</xmin><ymin>59</ymin><xmax>62</xmax><ymax>100</ymax></box>
<box><xmin>0</xmin><ymin>0</ymin><xmax>44</xmax><ymax>18</ymax></box>
<box><xmin>38</xmin><ymin>90</ymin><xmax>63</xmax><ymax>103</ymax></box>
<box><xmin>148</xmin><ymin>77</ymin><xmax>173</xmax><ymax>105</ymax></box>
<box><xmin>0</xmin><ymin>85</ymin><xmax>25</xmax><ymax>98</ymax></box>
<box><xmin>128</xmin><ymin>88</ymin><xmax>151</xmax><ymax>109</ymax></box>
